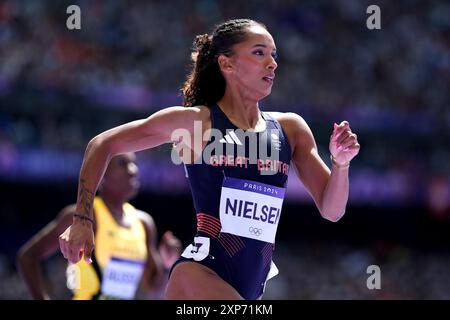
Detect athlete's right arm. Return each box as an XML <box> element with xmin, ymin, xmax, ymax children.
<box><xmin>16</xmin><ymin>205</ymin><xmax>75</xmax><ymax>299</ymax></box>
<box><xmin>59</xmin><ymin>106</ymin><xmax>207</xmax><ymax>264</ymax></box>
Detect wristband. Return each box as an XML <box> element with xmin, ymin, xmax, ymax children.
<box><xmin>74</xmin><ymin>214</ymin><xmax>94</xmax><ymax>225</ymax></box>
<box><xmin>331</xmin><ymin>155</ymin><xmax>350</xmax><ymax>169</ymax></box>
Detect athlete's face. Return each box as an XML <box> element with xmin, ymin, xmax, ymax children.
<box><xmin>101</xmin><ymin>153</ymin><xmax>140</xmax><ymax>201</ymax></box>
<box><xmin>221</xmin><ymin>25</ymin><xmax>278</xmax><ymax>100</ymax></box>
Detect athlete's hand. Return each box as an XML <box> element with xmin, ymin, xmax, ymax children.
<box><xmin>59</xmin><ymin>221</ymin><xmax>94</xmax><ymax>264</ymax></box>
<box><xmin>329</xmin><ymin>121</ymin><xmax>360</xmax><ymax>165</ymax></box>
<box><xmin>158</xmin><ymin>231</ymin><xmax>182</xmax><ymax>269</ymax></box>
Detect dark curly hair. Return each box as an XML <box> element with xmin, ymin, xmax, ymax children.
<box><xmin>182</xmin><ymin>19</ymin><xmax>266</xmax><ymax>108</ymax></box>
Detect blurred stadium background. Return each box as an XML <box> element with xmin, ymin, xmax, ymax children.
<box><xmin>0</xmin><ymin>0</ymin><xmax>449</xmax><ymax>299</ymax></box>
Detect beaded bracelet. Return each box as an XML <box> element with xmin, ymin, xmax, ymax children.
<box><xmin>330</xmin><ymin>155</ymin><xmax>350</xmax><ymax>169</ymax></box>
<box><xmin>73</xmin><ymin>214</ymin><xmax>94</xmax><ymax>225</ymax></box>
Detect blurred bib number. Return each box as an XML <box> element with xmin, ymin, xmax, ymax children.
<box><xmin>101</xmin><ymin>257</ymin><xmax>144</xmax><ymax>299</ymax></box>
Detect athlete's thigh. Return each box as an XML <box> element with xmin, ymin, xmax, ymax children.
<box><xmin>165</xmin><ymin>261</ymin><xmax>243</xmax><ymax>300</ymax></box>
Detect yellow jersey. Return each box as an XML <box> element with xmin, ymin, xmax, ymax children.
<box><xmin>67</xmin><ymin>197</ymin><xmax>148</xmax><ymax>299</ymax></box>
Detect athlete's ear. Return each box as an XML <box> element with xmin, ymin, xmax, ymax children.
<box><xmin>218</xmin><ymin>54</ymin><xmax>233</xmax><ymax>74</ymax></box>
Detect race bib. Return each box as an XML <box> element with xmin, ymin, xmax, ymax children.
<box><xmin>219</xmin><ymin>177</ymin><xmax>285</xmax><ymax>243</ymax></box>
<box><xmin>101</xmin><ymin>257</ymin><xmax>145</xmax><ymax>299</ymax></box>
<box><xmin>181</xmin><ymin>236</ymin><xmax>210</xmax><ymax>261</ymax></box>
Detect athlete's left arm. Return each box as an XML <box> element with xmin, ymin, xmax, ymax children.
<box><xmin>135</xmin><ymin>210</ymin><xmax>164</xmax><ymax>299</ymax></box>
<box><xmin>274</xmin><ymin>113</ymin><xmax>360</xmax><ymax>221</ymax></box>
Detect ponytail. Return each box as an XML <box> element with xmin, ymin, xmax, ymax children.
<box><xmin>182</xmin><ymin>34</ymin><xmax>225</xmax><ymax>108</ymax></box>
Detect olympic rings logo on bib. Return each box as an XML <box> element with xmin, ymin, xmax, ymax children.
<box><xmin>249</xmin><ymin>227</ymin><xmax>263</xmax><ymax>236</ymax></box>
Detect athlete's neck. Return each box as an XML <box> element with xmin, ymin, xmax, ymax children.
<box><xmin>100</xmin><ymin>193</ymin><xmax>127</xmax><ymax>224</ymax></box>
<box><xmin>217</xmin><ymin>95</ymin><xmax>263</xmax><ymax>131</ymax></box>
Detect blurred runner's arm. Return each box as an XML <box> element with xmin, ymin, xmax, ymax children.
<box><xmin>17</xmin><ymin>205</ymin><xmax>75</xmax><ymax>299</ymax></box>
